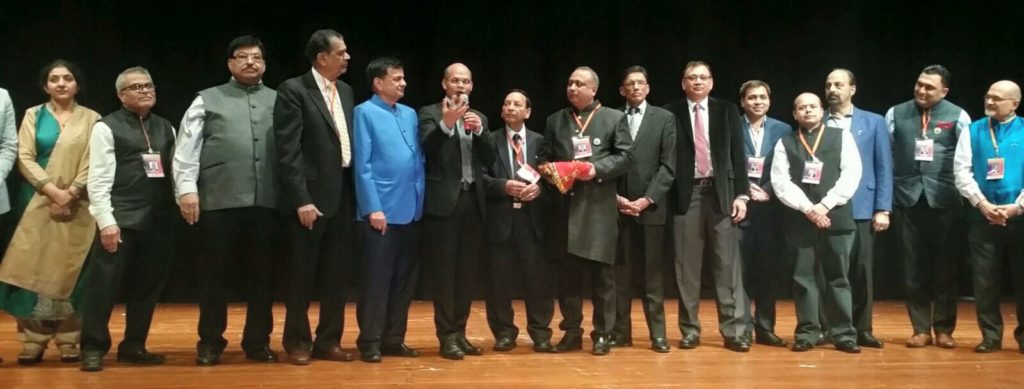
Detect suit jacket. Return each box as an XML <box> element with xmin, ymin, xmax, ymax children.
<box><xmin>352</xmin><ymin>95</ymin><xmax>425</xmax><ymax>224</ymax></box>
<box><xmin>741</xmin><ymin>115</ymin><xmax>792</xmax><ymax>194</ymax></box>
<box><xmin>539</xmin><ymin>103</ymin><xmax>633</xmax><ymax>264</ymax></box>
<box><xmin>418</xmin><ymin>103</ymin><xmax>492</xmax><ymax>218</ymax></box>
<box><xmin>617</xmin><ymin>103</ymin><xmax>677</xmax><ymax>225</ymax></box>
<box><xmin>481</xmin><ymin>127</ymin><xmax>545</xmax><ymax>243</ymax></box>
<box><xmin>663</xmin><ymin>97</ymin><xmax>749</xmax><ymax>215</ymax></box>
<box><xmin>844</xmin><ymin>107</ymin><xmax>893</xmax><ymax>220</ymax></box>
<box><xmin>0</xmin><ymin>88</ymin><xmax>18</xmax><ymax>214</ymax></box>
<box><xmin>273</xmin><ymin>71</ymin><xmax>354</xmax><ymax>218</ymax></box>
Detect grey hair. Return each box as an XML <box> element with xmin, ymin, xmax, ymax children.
<box><xmin>115</xmin><ymin>66</ymin><xmax>152</xmax><ymax>92</ymax></box>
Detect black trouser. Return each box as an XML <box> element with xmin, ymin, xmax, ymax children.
<box><xmin>967</xmin><ymin>220</ymin><xmax>1024</xmax><ymax>344</ymax></box>
<box><xmin>282</xmin><ymin>199</ymin><xmax>357</xmax><ymax>353</ymax></box>
<box><xmin>196</xmin><ymin>207</ymin><xmax>277</xmax><ymax>354</ymax></box>
<box><xmin>895</xmin><ymin>200</ymin><xmax>959</xmax><ymax>336</ymax></box>
<box><xmin>80</xmin><ymin>225</ymin><xmax>174</xmax><ymax>356</ymax></box>
<box><xmin>849</xmin><ymin>220</ymin><xmax>876</xmax><ymax>335</ymax></box>
<box><xmin>789</xmin><ymin>225</ymin><xmax>856</xmax><ymax>344</ymax></box>
<box><xmin>740</xmin><ymin>200</ymin><xmax>786</xmax><ymax>338</ymax></box>
<box><xmin>422</xmin><ymin>188</ymin><xmax>486</xmax><ymax>344</ymax></box>
<box><xmin>488</xmin><ymin>209</ymin><xmax>553</xmax><ymax>343</ymax></box>
<box><xmin>356</xmin><ymin>222</ymin><xmax>419</xmax><ymax>353</ymax></box>
<box><xmin>613</xmin><ymin>218</ymin><xmax>667</xmax><ymax>341</ymax></box>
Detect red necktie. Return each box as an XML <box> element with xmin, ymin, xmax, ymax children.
<box><xmin>693</xmin><ymin>104</ymin><xmax>710</xmax><ymax>176</ymax></box>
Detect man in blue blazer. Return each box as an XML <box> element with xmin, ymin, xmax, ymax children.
<box><xmin>352</xmin><ymin>57</ymin><xmax>426</xmax><ymax>363</ymax></box>
<box><xmin>737</xmin><ymin>80</ymin><xmax>792</xmax><ymax>347</ymax></box>
<box><xmin>824</xmin><ymin>69</ymin><xmax>893</xmax><ymax>348</ymax></box>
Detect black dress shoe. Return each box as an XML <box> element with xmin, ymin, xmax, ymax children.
<box><xmin>360</xmin><ymin>350</ymin><xmax>382</xmax><ymax>363</ymax></box>
<box><xmin>678</xmin><ymin>334</ymin><xmax>701</xmax><ymax>349</ymax></box>
<box><xmin>440</xmin><ymin>341</ymin><xmax>465</xmax><ymax>360</ymax></box>
<box><xmin>755</xmin><ymin>332</ymin><xmax>788</xmax><ymax>347</ymax></box>
<box><xmin>553</xmin><ymin>335</ymin><xmax>583</xmax><ymax>353</ymax></box>
<box><xmin>246</xmin><ymin>347</ymin><xmax>279</xmax><ymax>363</ymax></box>
<box><xmin>974</xmin><ymin>339</ymin><xmax>1002</xmax><ymax>353</ymax></box>
<box><xmin>196</xmin><ymin>348</ymin><xmax>222</xmax><ymax>366</ymax></box>
<box><xmin>80</xmin><ymin>354</ymin><xmax>103</xmax><ymax>372</ymax></box>
<box><xmin>116</xmin><ymin>349</ymin><xmax>166</xmax><ymax>365</ymax></box>
<box><xmin>381</xmin><ymin>343</ymin><xmax>420</xmax><ymax>358</ymax></box>
<box><xmin>592</xmin><ymin>336</ymin><xmax>611</xmax><ymax>356</ymax></box>
<box><xmin>651</xmin><ymin>338</ymin><xmax>670</xmax><ymax>353</ymax></box>
<box><xmin>457</xmin><ymin>338</ymin><xmax>483</xmax><ymax>356</ymax></box>
<box><xmin>725</xmin><ymin>338</ymin><xmax>751</xmax><ymax>353</ymax></box>
<box><xmin>835</xmin><ymin>340</ymin><xmax>862</xmax><ymax>354</ymax></box>
<box><xmin>608</xmin><ymin>334</ymin><xmax>632</xmax><ymax>348</ymax></box>
<box><xmin>815</xmin><ymin>334</ymin><xmax>830</xmax><ymax>346</ymax></box>
<box><xmin>311</xmin><ymin>346</ymin><xmax>353</xmax><ymax>362</ymax></box>
<box><xmin>792</xmin><ymin>340</ymin><xmax>814</xmax><ymax>352</ymax></box>
<box><xmin>532</xmin><ymin>340</ymin><xmax>553</xmax><ymax>353</ymax></box>
<box><xmin>493</xmin><ymin>337</ymin><xmax>518</xmax><ymax>351</ymax></box>
<box><xmin>857</xmin><ymin>333</ymin><xmax>884</xmax><ymax>349</ymax></box>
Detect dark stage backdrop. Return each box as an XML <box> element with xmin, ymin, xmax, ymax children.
<box><xmin>1</xmin><ymin>1</ymin><xmax>1021</xmax><ymax>302</ymax></box>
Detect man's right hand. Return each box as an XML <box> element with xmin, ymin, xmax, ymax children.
<box><xmin>369</xmin><ymin>211</ymin><xmax>387</xmax><ymax>235</ymax></box>
<box><xmin>297</xmin><ymin>204</ymin><xmax>323</xmax><ymax>230</ymax></box>
<box><xmin>179</xmin><ymin>193</ymin><xmax>200</xmax><ymax>225</ymax></box>
<box><xmin>505</xmin><ymin>180</ymin><xmax>527</xmax><ymax>197</ymax></box>
<box><xmin>750</xmin><ymin>183</ymin><xmax>769</xmax><ymax>202</ymax></box>
<box><xmin>100</xmin><ymin>225</ymin><xmax>121</xmax><ymax>253</ymax></box>
<box><xmin>978</xmin><ymin>200</ymin><xmax>1007</xmax><ymax>226</ymax></box>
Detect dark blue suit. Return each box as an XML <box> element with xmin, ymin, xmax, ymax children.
<box><xmin>739</xmin><ymin>116</ymin><xmax>791</xmax><ymax>339</ymax></box>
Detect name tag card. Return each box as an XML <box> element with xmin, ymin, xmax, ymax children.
<box><xmin>915</xmin><ymin>139</ymin><xmax>934</xmax><ymax>161</ymax></box>
<box><xmin>573</xmin><ymin>136</ymin><xmax>593</xmax><ymax>159</ymax></box>
<box><xmin>987</xmin><ymin>158</ymin><xmax>1005</xmax><ymax>180</ymax></box>
<box><xmin>802</xmin><ymin>160</ymin><xmax>823</xmax><ymax>185</ymax></box>
<box><xmin>747</xmin><ymin>157</ymin><xmax>765</xmax><ymax>178</ymax></box>
<box><xmin>142</xmin><ymin>153</ymin><xmax>165</xmax><ymax>178</ymax></box>
<box><xmin>517</xmin><ymin>164</ymin><xmax>541</xmax><ymax>184</ymax></box>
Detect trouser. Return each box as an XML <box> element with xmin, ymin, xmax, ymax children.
<box><xmin>967</xmin><ymin>220</ymin><xmax>1024</xmax><ymax>344</ymax></box>
<box><xmin>612</xmin><ymin>218</ymin><xmax>667</xmax><ymax>341</ymax></box>
<box><xmin>894</xmin><ymin>200</ymin><xmax>959</xmax><ymax>335</ymax></box>
<box><xmin>789</xmin><ymin>226</ymin><xmax>856</xmax><ymax>344</ymax></box>
<box><xmin>356</xmin><ymin>222</ymin><xmax>419</xmax><ymax>352</ymax></box>
<box><xmin>740</xmin><ymin>201</ymin><xmax>786</xmax><ymax>337</ymax></box>
<box><xmin>488</xmin><ymin>209</ymin><xmax>553</xmax><ymax>342</ymax></box>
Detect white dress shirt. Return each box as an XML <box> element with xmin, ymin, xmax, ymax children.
<box><xmin>745</xmin><ymin>115</ymin><xmax>766</xmax><ymax>157</ymax></box>
<box><xmin>770</xmin><ymin>128</ymin><xmax>862</xmax><ymax>212</ymax></box>
<box><xmin>311</xmin><ymin>68</ymin><xmax>351</xmax><ymax>167</ymax></box>
<box><xmin>626</xmin><ymin>101</ymin><xmax>647</xmax><ymax>140</ymax></box>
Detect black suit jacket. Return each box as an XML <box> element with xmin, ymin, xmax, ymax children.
<box><xmin>618</xmin><ymin>104</ymin><xmax>677</xmax><ymax>225</ymax></box>
<box><xmin>480</xmin><ymin>127</ymin><xmax>546</xmax><ymax>243</ymax></box>
<box><xmin>273</xmin><ymin>71</ymin><xmax>354</xmax><ymax>217</ymax></box>
<box><xmin>663</xmin><ymin>97</ymin><xmax>749</xmax><ymax>215</ymax></box>
<box><xmin>418</xmin><ymin>102</ymin><xmax>493</xmax><ymax>218</ymax></box>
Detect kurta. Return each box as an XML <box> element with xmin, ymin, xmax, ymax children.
<box><xmin>0</xmin><ymin>103</ymin><xmax>99</xmax><ymax>312</ymax></box>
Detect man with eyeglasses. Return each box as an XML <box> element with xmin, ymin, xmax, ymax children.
<box><xmin>610</xmin><ymin>65</ymin><xmax>676</xmax><ymax>353</ymax></box>
<box><xmin>884</xmin><ymin>65</ymin><xmax>971</xmax><ymax>349</ymax></box>
<box><xmin>273</xmin><ymin>29</ymin><xmax>358</xmax><ymax>365</ymax></box>
<box><xmin>80</xmin><ymin>66</ymin><xmax>177</xmax><ymax>372</ymax></box>
<box><xmin>417</xmin><ymin>62</ymin><xmax>494</xmax><ymax>360</ymax></box>
<box><xmin>663</xmin><ymin>61</ymin><xmax>751</xmax><ymax>352</ymax></box>
<box><xmin>173</xmin><ymin>35</ymin><xmax>278</xmax><ymax>366</ymax></box>
<box><xmin>953</xmin><ymin>80</ymin><xmax>1024</xmax><ymax>354</ymax></box>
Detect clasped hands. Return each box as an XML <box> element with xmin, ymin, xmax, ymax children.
<box><xmin>47</xmin><ymin>185</ymin><xmax>80</xmax><ymax>221</ymax></box>
<box><xmin>617</xmin><ymin>195</ymin><xmax>652</xmax><ymax>217</ymax></box>
<box><xmin>977</xmin><ymin>200</ymin><xmax>1021</xmax><ymax>226</ymax></box>
<box><xmin>805</xmin><ymin>203</ymin><xmax>831</xmax><ymax>229</ymax></box>
<box><xmin>505</xmin><ymin>180</ymin><xmax>540</xmax><ymax>202</ymax></box>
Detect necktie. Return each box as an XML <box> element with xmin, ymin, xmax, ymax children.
<box><xmin>327</xmin><ymin>81</ymin><xmax>352</xmax><ymax>166</ymax></box>
<box><xmin>693</xmin><ymin>104</ymin><xmax>710</xmax><ymax>176</ymax></box>
<box><xmin>512</xmin><ymin>133</ymin><xmax>524</xmax><ymax>171</ymax></box>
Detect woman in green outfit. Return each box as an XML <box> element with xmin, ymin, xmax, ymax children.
<box><xmin>0</xmin><ymin>60</ymin><xmax>99</xmax><ymax>365</ymax></box>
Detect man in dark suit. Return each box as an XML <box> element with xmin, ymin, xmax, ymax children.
<box><xmin>539</xmin><ymin>66</ymin><xmax>633</xmax><ymax>356</ymax></box>
<box><xmin>480</xmin><ymin>90</ymin><xmax>554</xmax><ymax>353</ymax></box>
<box><xmin>884</xmin><ymin>65</ymin><xmax>971</xmax><ymax>349</ymax></box>
<box><xmin>610</xmin><ymin>66</ymin><xmax>676</xmax><ymax>353</ymax></box>
<box><xmin>824</xmin><ymin>69</ymin><xmax>893</xmax><ymax>349</ymax></box>
<box><xmin>418</xmin><ymin>63</ymin><xmax>492</xmax><ymax>360</ymax></box>
<box><xmin>663</xmin><ymin>61</ymin><xmax>750</xmax><ymax>352</ymax></box>
<box><xmin>273</xmin><ymin>29</ymin><xmax>357</xmax><ymax>365</ymax></box>
<box><xmin>736</xmin><ymin>80</ymin><xmax>792</xmax><ymax>347</ymax></box>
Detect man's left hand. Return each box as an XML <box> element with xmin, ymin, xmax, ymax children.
<box><xmin>872</xmin><ymin>212</ymin><xmax>890</xmax><ymax>232</ymax></box>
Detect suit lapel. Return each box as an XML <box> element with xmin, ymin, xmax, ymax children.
<box><xmin>304</xmin><ymin>72</ymin><xmax>340</xmax><ymax>137</ymax></box>
<box><xmin>497</xmin><ymin>131</ymin><xmax>513</xmax><ymax>178</ymax></box>
<box><xmin>741</xmin><ymin>119</ymin><xmax>755</xmax><ymax>156</ymax></box>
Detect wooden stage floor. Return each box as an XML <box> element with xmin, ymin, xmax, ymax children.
<box><xmin>0</xmin><ymin>300</ymin><xmax>1021</xmax><ymax>388</ymax></box>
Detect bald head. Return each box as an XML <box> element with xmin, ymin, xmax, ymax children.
<box><xmin>442</xmin><ymin>62</ymin><xmax>473</xmax><ymax>98</ymax></box>
<box><xmin>792</xmin><ymin>93</ymin><xmax>824</xmax><ymax>130</ymax></box>
<box><xmin>984</xmin><ymin>80</ymin><xmax>1021</xmax><ymax>121</ymax></box>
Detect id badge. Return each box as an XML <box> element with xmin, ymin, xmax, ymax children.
<box><xmin>516</xmin><ymin>164</ymin><xmax>541</xmax><ymax>184</ymax></box>
<box><xmin>802</xmin><ymin>160</ymin><xmax>823</xmax><ymax>185</ymax></box>
<box><xmin>573</xmin><ymin>136</ymin><xmax>593</xmax><ymax>159</ymax></box>
<box><xmin>142</xmin><ymin>152</ymin><xmax>165</xmax><ymax>178</ymax></box>
<box><xmin>987</xmin><ymin>158</ymin><xmax>1005</xmax><ymax>180</ymax></box>
<box><xmin>914</xmin><ymin>139</ymin><xmax>934</xmax><ymax>161</ymax></box>
<box><xmin>747</xmin><ymin>157</ymin><xmax>765</xmax><ymax>179</ymax></box>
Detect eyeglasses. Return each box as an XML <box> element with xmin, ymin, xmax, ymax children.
<box><xmin>120</xmin><ymin>82</ymin><xmax>156</xmax><ymax>93</ymax></box>
<box><xmin>623</xmin><ymin>80</ymin><xmax>648</xmax><ymax>87</ymax></box>
<box><xmin>984</xmin><ymin>94</ymin><xmax>1017</xmax><ymax>103</ymax></box>
<box><xmin>232</xmin><ymin>53</ymin><xmax>265</xmax><ymax>62</ymax></box>
<box><xmin>685</xmin><ymin>75</ymin><xmax>712</xmax><ymax>82</ymax></box>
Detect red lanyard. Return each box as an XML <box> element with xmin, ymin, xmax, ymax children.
<box><xmin>570</xmin><ymin>104</ymin><xmax>602</xmax><ymax>137</ymax></box>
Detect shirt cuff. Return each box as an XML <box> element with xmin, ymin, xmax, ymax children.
<box><xmin>95</xmin><ymin>213</ymin><xmax>118</xmax><ymax>231</ymax></box>
<box><xmin>178</xmin><ymin>182</ymin><xmax>198</xmax><ymax>197</ymax></box>
<box><xmin>439</xmin><ymin>120</ymin><xmax>456</xmax><ymax>137</ymax></box>
<box><xmin>967</xmin><ymin>193</ymin><xmax>986</xmax><ymax>207</ymax></box>
<box><xmin>820</xmin><ymin>196</ymin><xmax>839</xmax><ymax>211</ymax></box>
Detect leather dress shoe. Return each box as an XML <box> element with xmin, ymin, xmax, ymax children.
<box><xmin>360</xmin><ymin>349</ymin><xmax>382</xmax><ymax>363</ymax></box>
<box><xmin>457</xmin><ymin>338</ymin><xmax>483</xmax><ymax>356</ymax></box>
<box><xmin>493</xmin><ymin>337</ymin><xmax>518</xmax><ymax>351</ymax></box>
<box><xmin>553</xmin><ymin>335</ymin><xmax>583</xmax><ymax>353</ymax></box>
<box><xmin>678</xmin><ymin>334</ymin><xmax>701</xmax><ymax>349</ymax></box>
<box><xmin>725</xmin><ymin>338</ymin><xmax>751</xmax><ymax>353</ymax></box>
<box><xmin>905</xmin><ymin>333</ymin><xmax>933</xmax><ymax>348</ymax></box>
<box><xmin>312</xmin><ymin>346</ymin><xmax>353</xmax><ymax>362</ymax></box>
<box><xmin>246</xmin><ymin>347</ymin><xmax>279</xmax><ymax>363</ymax></box>
<box><xmin>857</xmin><ymin>333</ymin><xmax>884</xmax><ymax>349</ymax></box>
<box><xmin>974</xmin><ymin>339</ymin><xmax>1002</xmax><ymax>353</ymax></box>
<box><xmin>382</xmin><ymin>343</ymin><xmax>420</xmax><ymax>358</ymax></box>
<box><xmin>835</xmin><ymin>340</ymin><xmax>861</xmax><ymax>354</ymax></box>
<box><xmin>196</xmin><ymin>348</ymin><xmax>222</xmax><ymax>366</ymax></box>
<box><xmin>651</xmin><ymin>338</ymin><xmax>670</xmax><ymax>353</ymax></box>
<box><xmin>815</xmin><ymin>334</ymin><xmax>830</xmax><ymax>346</ymax></box>
<box><xmin>80</xmin><ymin>354</ymin><xmax>103</xmax><ymax>372</ymax></box>
<box><xmin>440</xmin><ymin>341</ymin><xmax>465</xmax><ymax>360</ymax></box>
<box><xmin>755</xmin><ymin>332</ymin><xmax>788</xmax><ymax>347</ymax></box>
<box><xmin>532</xmin><ymin>340</ymin><xmax>553</xmax><ymax>353</ymax></box>
<box><xmin>591</xmin><ymin>336</ymin><xmax>611</xmax><ymax>356</ymax></box>
<box><xmin>287</xmin><ymin>350</ymin><xmax>311</xmax><ymax>365</ymax></box>
<box><xmin>117</xmin><ymin>349</ymin><xmax>166</xmax><ymax>365</ymax></box>
<box><xmin>935</xmin><ymin>333</ymin><xmax>956</xmax><ymax>349</ymax></box>
<box><xmin>608</xmin><ymin>334</ymin><xmax>632</xmax><ymax>348</ymax></box>
<box><xmin>791</xmin><ymin>339</ymin><xmax>814</xmax><ymax>352</ymax></box>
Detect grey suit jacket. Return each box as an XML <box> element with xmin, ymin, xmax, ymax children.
<box><xmin>0</xmin><ymin>89</ymin><xmax>18</xmax><ymax>214</ymax></box>
<box><xmin>618</xmin><ymin>103</ymin><xmax>677</xmax><ymax>225</ymax></box>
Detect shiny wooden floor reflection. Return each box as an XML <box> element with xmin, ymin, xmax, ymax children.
<box><xmin>0</xmin><ymin>300</ymin><xmax>1022</xmax><ymax>388</ymax></box>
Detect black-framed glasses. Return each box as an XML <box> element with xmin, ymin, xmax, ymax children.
<box><xmin>120</xmin><ymin>82</ymin><xmax>155</xmax><ymax>93</ymax></box>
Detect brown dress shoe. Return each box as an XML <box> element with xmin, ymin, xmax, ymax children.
<box><xmin>312</xmin><ymin>346</ymin><xmax>355</xmax><ymax>362</ymax></box>
<box><xmin>905</xmin><ymin>333</ymin><xmax>933</xmax><ymax>348</ymax></box>
<box><xmin>288</xmin><ymin>350</ymin><xmax>311</xmax><ymax>365</ymax></box>
<box><xmin>935</xmin><ymin>333</ymin><xmax>956</xmax><ymax>349</ymax></box>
